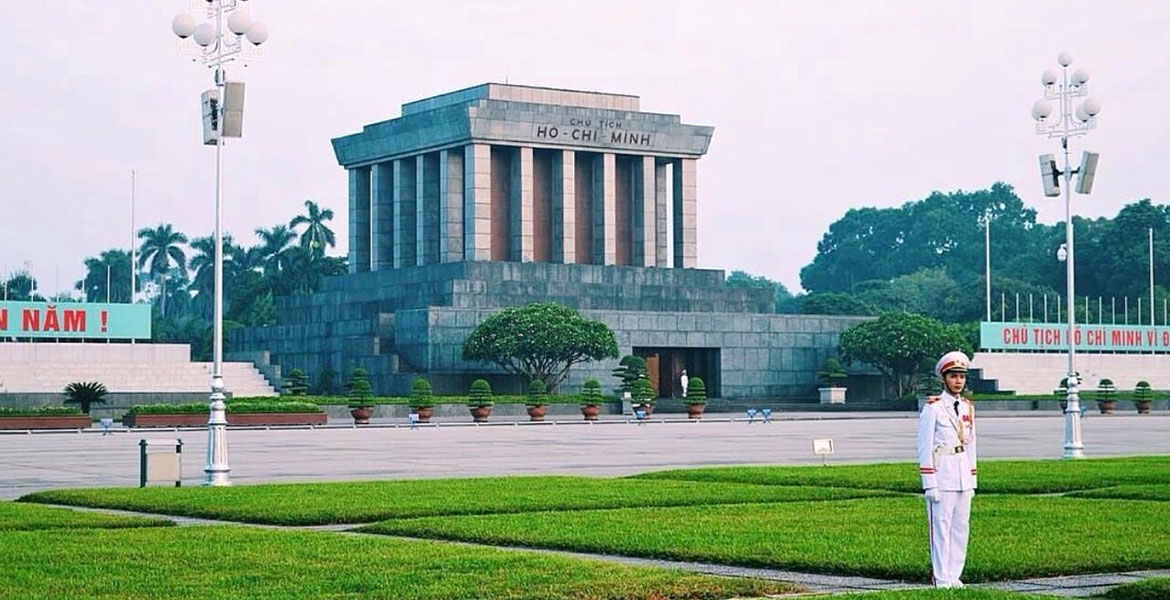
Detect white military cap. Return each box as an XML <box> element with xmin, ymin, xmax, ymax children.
<box><xmin>935</xmin><ymin>351</ymin><xmax>970</xmax><ymax>378</ymax></box>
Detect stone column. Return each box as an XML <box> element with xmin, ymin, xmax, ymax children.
<box><xmin>393</xmin><ymin>157</ymin><xmax>417</xmax><ymax>268</ymax></box>
<box><xmin>509</xmin><ymin>146</ymin><xmax>535</xmax><ymax>262</ymax></box>
<box><xmin>551</xmin><ymin>150</ymin><xmax>576</xmax><ymax>263</ymax></box>
<box><xmin>347</xmin><ymin>166</ymin><xmax>371</xmax><ymax>273</ymax></box>
<box><xmin>634</xmin><ymin>156</ymin><xmax>656</xmax><ymax>267</ymax></box>
<box><xmin>654</xmin><ymin>160</ymin><xmax>670</xmax><ymax>267</ymax></box>
<box><xmin>439</xmin><ymin>148</ymin><xmax>464</xmax><ymax>262</ymax></box>
<box><xmin>673</xmin><ymin>158</ymin><xmax>697</xmax><ymax>268</ymax></box>
<box><xmin>592</xmin><ymin>152</ymin><xmax>617</xmax><ymax>265</ymax></box>
<box><xmin>416</xmin><ymin>153</ymin><xmax>440</xmax><ymax>265</ymax></box>
<box><xmin>370</xmin><ymin>162</ymin><xmax>394</xmax><ymax>270</ymax></box>
<box><xmin>463</xmin><ymin>143</ymin><xmax>492</xmax><ymax>261</ymax></box>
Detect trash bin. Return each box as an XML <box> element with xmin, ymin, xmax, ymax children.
<box><xmin>139</xmin><ymin>439</ymin><xmax>183</xmax><ymax>487</ymax></box>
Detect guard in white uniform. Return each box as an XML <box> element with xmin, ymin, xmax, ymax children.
<box><xmin>917</xmin><ymin>350</ymin><xmax>978</xmax><ymax>588</ymax></box>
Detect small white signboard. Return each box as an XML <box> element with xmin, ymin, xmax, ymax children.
<box><xmin>813</xmin><ymin>438</ymin><xmax>834</xmax><ymax>455</ymax></box>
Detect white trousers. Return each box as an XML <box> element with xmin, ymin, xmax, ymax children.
<box><xmin>926</xmin><ymin>489</ymin><xmax>973</xmax><ymax>587</ymax></box>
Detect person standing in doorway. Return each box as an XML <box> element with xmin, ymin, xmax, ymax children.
<box><xmin>917</xmin><ymin>350</ymin><xmax>977</xmax><ymax>588</ymax></box>
<box><xmin>679</xmin><ymin>369</ymin><xmax>689</xmax><ymax>398</ymax></box>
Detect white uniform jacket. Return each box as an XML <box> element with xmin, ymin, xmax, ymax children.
<box><xmin>917</xmin><ymin>391</ymin><xmax>978</xmax><ymax>491</ymax></box>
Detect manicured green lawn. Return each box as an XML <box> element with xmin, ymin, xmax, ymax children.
<box><xmin>0</xmin><ymin>501</ymin><xmax>172</xmax><ymax>531</ymax></box>
<box><xmin>1103</xmin><ymin>576</ymin><xmax>1170</xmax><ymax>600</ymax></box>
<box><xmin>836</xmin><ymin>591</ymin><xmax>1046</xmax><ymax>599</ymax></box>
<box><xmin>632</xmin><ymin>456</ymin><xmax>1170</xmax><ymax>494</ymax></box>
<box><xmin>0</xmin><ymin>526</ymin><xmax>799</xmax><ymax>600</ymax></box>
<box><xmin>1067</xmin><ymin>485</ymin><xmax>1170</xmax><ymax>502</ymax></box>
<box><xmin>361</xmin><ymin>495</ymin><xmax>1170</xmax><ymax>583</ymax></box>
<box><xmin>20</xmin><ymin>476</ymin><xmax>893</xmax><ymax>525</ymax></box>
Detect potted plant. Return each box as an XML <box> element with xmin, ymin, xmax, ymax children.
<box><xmin>1134</xmin><ymin>380</ymin><xmax>1154</xmax><ymax>414</ymax></box>
<box><xmin>580</xmin><ymin>378</ymin><xmax>603</xmax><ymax>421</ymax></box>
<box><xmin>467</xmin><ymin>378</ymin><xmax>494</xmax><ymax>423</ymax></box>
<box><xmin>63</xmin><ymin>381</ymin><xmax>108</xmax><ymax>415</ymax></box>
<box><xmin>1096</xmin><ymin>378</ymin><xmax>1117</xmax><ymax>414</ymax></box>
<box><xmin>347</xmin><ymin>366</ymin><xmax>374</xmax><ymax>425</ymax></box>
<box><xmin>525</xmin><ymin>379</ymin><xmax>549</xmax><ymax>421</ymax></box>
<box><xmin>631</xmin><ymin>377</ymin><xmax>655</xmax><ymax>416</ymax></box>
<box><xmin>612</xmin><ymin>355</ymin><xmax>648</xmax><ymax>396</ymax></box>
<box><xmin>410</xmin><ymin>377</ymin><xmax>435</xmax><ymax>423</ymax></box>
<box><xmin>684</xmin><ymin>376</ymin><xmax>707</xmax><ymax>419</ymax></box>
<box><xmin>816</xmin><ymin>358</ymin><xmax>847</xmax><ymax>404</ymax></box>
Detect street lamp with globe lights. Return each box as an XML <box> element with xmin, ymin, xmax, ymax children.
<box><xmin>1031</xmin><ymin>51</ymin><xmax>1102</xmax><ymax>460</ymax></box>
<box><xmin>172</xmin><ymin>0</ymin><xmax>269</xmax><ymax>486</ymax></box>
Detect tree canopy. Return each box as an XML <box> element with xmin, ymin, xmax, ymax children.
<box><xmin>838</xmin><ymin>312</ymin><xmax>972</xmax><ymax>399</ymax></box>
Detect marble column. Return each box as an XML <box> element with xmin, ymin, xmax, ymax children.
<box><xmin>654</xmin><ymin>160</ymin><xmax>670</xmax><ymax>268</ymax></box>
<box><xmin>634</xmin><ymin>155</ymin><xmax>656</xmax><ymax>267</ymax></box>
<box><xmin>463</xmin><ymin>143</ymin><xmax>492</xmax><ymax>261</ymax></box>
<box><xmin>439</xmin><ymin>148</ymin><xmax>464</xmax><ymax>262</ymax></box>
<box><xmin>347</xmin><ymin>166</ymin><xmax>371</xmax><ymax>273</ymax></box>
<box><xmin>509</xmin><ymin>146</ymin><xmax>535</xmax><ymax>262</ymax></box>
<box><xmin>673</xmin><ymin>158</ymin><xmax>697</xmax><ymax>268</ymax></box>
<box><xmin>592</xmin><ymin>152</ymin><xmax>617</xmax><ymax>265</ymax></box>
<box><xmin>416</xmin><ymin>152</ymin><xmax>440</xmax><ymax>265</ymax></box>
<box><xmin>551</xmin><ymin>150</ymin><xmax>576</xmax><ymax>263</ymax></box>
<box><xmin>370</xmin><ymin>162</ymin><xmax>394</xmax><ymax>270</ymax></box>
<box><xmin>393</xmin><ymin>157</ymin><xmax>417</xmax><ymax>268</ymax></box>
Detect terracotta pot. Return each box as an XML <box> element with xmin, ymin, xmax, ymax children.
<box><xmin>350</xmin><ymin>406</ymin><xmax>373</xmax><ymax>425</ymax></box>
<box><xmin>1136</xmin><ymin>400</ymin><xmax>1153</xmax><ymax>414</ymax></box>
<box><xmin>581</xmin><ymin>404</ymin><xmax>600</xmax><ymax>421</ymax></box>
<box><xmin>526</xmin><ymin>404</ymin><xmax>548</xmax><ymax>421</ymax></box>
<box><xmin>413</xmin><ymin>406</ymin><xmax>434</xmax><ymax>423</ymax></box>
<box><xmin>1098</xmin><ymin>400</ymin><xmax>1116</xmax><ymax>414</ymax></box>
<box><xmin>469</xmin><ymin>405</ymin><xmax>493</xmax><ymax>423</ymax></box>
<box><xmin>685</xmin><ymin>403</ymin><xmax>706</xmax><ymax>419</ymax></box>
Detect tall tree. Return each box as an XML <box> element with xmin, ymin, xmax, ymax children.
<box><xmin>254</xmin><ymin>224</ymin><xmax>297</xmax><ymax>276</ymax></box>
<box><xmin>137</xmin><ymin>224</ymin><xmax>188</xmax><ymax>318</ymax></box>
<box><xmin>290</xmin><ymin>200</ymin><xmax>336</xmax><ymax>256</ymax></box>
<box><xmin>77</xmin><ymin>249</ymin><xmax>132</xmax><ymax>303</ymax></box>
<box><xmin>2</xmin><ymin>271</ymin><xmax>41</xmax><ymax>301</ymax></box>
<box><xmin>725</xmin><ymin>270</ymin><xmax>793</xmax><ymax>312</ymax></box>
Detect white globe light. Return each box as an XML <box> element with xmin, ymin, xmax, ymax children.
<box><xmin>1071</xmin><ymin>68</ymin><xmax>1090</xmax><ymax>86</ymax></box>
<box><xmin>1031</xmin><ymin>99</ymin><xmax>1053</xmax><ymax>121</ymax></box>
<box><xmin>172</xmin><ymin>14</ymin><xmax>196</xmax><ymax>38</ymax></box>
<box><xmin>227</xmin><ymin>11</ymin><xmax>252</xmax><ymax>35</ymax></box>
<box><xmin>1057</xmin><ymin>245</ymin><xmax>1068</xmax><ymax>262</ymax></box>
<box><xmin>192</xmin><ymin>22</ymin><xmax>216</xmax><ymax>46</ymax></box>
<box><xmin>245</xmin><ymin>20</ymin><xmax>269</xmax><ymax>45</ymax></box>
<box><xmin>1041</xmin><ymin>70</ymin><xmax>1057</xmax><ymax>86</ymax></box>
<box><xmin>1058</xmin><ymin>51</ymin><xmax>1073</xmax><ymax>67</ymax></box>
<box><xmin>1082</xmin><ymin>97</ymin><xmax>1102</xmax><ymax>117</ymax></box>
<box><xmin>1075</xmin><ymin>106</ymin><xmax>1090</xmax><ymax>122</ymax></box>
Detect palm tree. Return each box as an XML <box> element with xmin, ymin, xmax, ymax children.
<box><xmin>137</xmin><ymin>224</ymin><xmax>188</xmax><ymax>317</ymax></box>
<box><xmin>290</xmin><ymin>200</ymin><xmax>336</xmax><ymax>256</ymax></box>
<box><xmin>77</xmin><ymin>249</ymin><xmax>132</xmax><ymax>303</ymax></box>
<box><xmin>254</xmin><ymin>224</ymin><xmax>297</xmax><ymax>276</ymax></box>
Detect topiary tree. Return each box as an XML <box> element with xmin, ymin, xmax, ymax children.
<box><xmin>316</xmin><ymin>367</ymin><xmax>336</xmax><ymax>395</ymax></box>
<box><xmin>580</xmin><ymin>378</ymin><xmax>603</xmax><ymax>405</ymax></box>
<box><xmin>462</xmin><ymin>302</ymin><xmax>619</xmax><ymax>392</ymax></box>
<box><xmin>631</xmin><ymin>377</ymin><xmax>655</xmax><ymax>405</ymax></box>
<box><xmin>816</xmin><ymin>357</ymin><xmax>848</xmax><ymax>387</ymax></box>
<box><xmin>526</xmin><ymin>379</ymin><xmax>548</xmax><ymax>406</ymax></box>
<box><xmin>283</xmin><ymin>368</ymin><xmax>309</xmax><ymax>396</ymax></box>
<box><xmin>410</xmin><ymin>377</ymin><xmax>434</xmax><ymax>408</ymax></box>
<box><xmin>347</xmin><ymin>366</ymin><xmax>373</xmax><ymax>407</ymax></box>
<box><xmin>63</xmin><ymin>381</ymin><xmax>108</xmax><ymax>414</ymax></box>
<box><xmin>612</xmin><ymin>355</ymin><xmax>648</xmax><ymax>395</ymax></box>
<box><xmin>469</xmin><ymin>378</ymin><xmax>494</xmax><ymax>407</ymax></box>
<box><xmin>838</xmin><ymin>312</ymin><xmax>972</xmax><ymax>399</ymax></box>
<box><xmin>1097</xmin><ymin>378</ymin><xmax>1116</xmax><ymax>403</ymax></box>
<box><xmin>685</xmin><ymin>377</ymin><xmax>707</xmax><ymax>404</ymax></box>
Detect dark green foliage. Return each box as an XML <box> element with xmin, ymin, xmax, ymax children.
<box><xmin>525</xmin><ymin>379</ymin><xmax>547</xmax><ymax>406</ymax></box>
<box><xmin>685</xmin><ymin>377</ymin><xmax>707</xmax><ymax>404</ymax></box>
<box><xmin>1098</xmin><ymin>378</ymin><xmax>1117</xmax><ymax>403</ymax></box>
<box><xmin>580</xmin><ymin>378</ymin><xmax>603</xmax><ymax>405</ymax></box>
<box><xmin>817</xmin><ymin>358</ymin><xmax>848</xmax><ymax>386</ymax></box>
<box><xmin>1135</xmin><ymin>381</ymin><xmax>1154</xmax><ymax>404</ymax></box>
<box><xmin>409</xmin><ymin>377</ymin><xmax>434</xmax><ymax>408</ymax></box>
<box><xmin>725</xmin><ymin>270</ymin><xmax>794</xmax><ymax>312</ymax></box>
<box><xmin>468</xmin><ymin>378</ymin><xmax>493</xmax><ymax>407</ymax></box>
<box><xmin>801</xmin><ymin>292</ymin><xmax>875</xmax><ymax>316</ymax></box>
<box><xmin>0</xmin><ymin>406</ymin><xmax>84</xmax><ymax>417</ymax></box>
<box><xmin>346</xmin><ymin>367</ymin><xmax>373</xmax><ymax>406</ymax></box>
<box><xmin>1104</xmin><ymin>577</ymin><xmax>1170</xmax><ymax>600</ymax></box>
<box><xmin>461</xmin><ymin>302</ymin><xmax>619</xmax><ymax>391</ymax></box>
<box><xmin>315</xmin><ymin>368</ymin><xmax>336</xmax><ymax>395</ymax></box>
<box><xmin>631</xmin><ymin>378</ymin><xmax>655</xmax><ymax>404</ymax></box>
<box><xmin>283</xmin><ymin>369</ymin><xmax>309</xmax><ymax>396</ymax></box>
<box><xmin>62</xmin><ymin>381</ymin><xmax>108</xmax><ymax>414</ymax></box>
<box><xmin>838</xmin><ymin>312</ymin><xmax>972</xmax><ymax>398</ymax></box>
<box><xmin>611</xmin><ymin>355</ymin><xmax>648</xmax><ymax>395</ymax></box>
<box><xmin>125</xmin><ymin>402</ymin><xmax>322</xmax><ymax>414</ymax></box>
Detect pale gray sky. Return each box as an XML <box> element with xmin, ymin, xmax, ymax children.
<box><xmin>2</xmin><ymin>1</ymin><xmax>1168</xmax><ymax>297</ymax></box>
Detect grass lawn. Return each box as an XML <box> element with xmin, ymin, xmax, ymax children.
<box><xmin>1067</xmin><ymin>485</ymin><xmax>1170</xmax><ymax>502</ymax></box>
<box><xmin>0</xmin><ymin>501</ymin><xmax>172</xmax><ymax>531</ymax></box>
<box><xmin>631</xmin><ymin>456</ymin><xmax>1170</xmax><ymax>494</ymax></box>
<box><xmin>19</xmin><ymin>476</ymin><xmax>893</xmax><ymax>525</ymax></box>
<box><xmin>0</xmin><ymin>526</ymin><xmax>799</xmax><ymax>600</ymax></box>
<box><xmin>360</xmin><ymin>495</ymin><xmax>1170</xmax><ymax>583</ymax></box>
<box><xmin>1103</xmin><ymin>576</ymin><xmax>1170</xmax><ymax>600</ymax></box>
<box><xmin>835</xmin><ymin>591</ymin><xmax>1047</xmax><ymax>599</ymax></box>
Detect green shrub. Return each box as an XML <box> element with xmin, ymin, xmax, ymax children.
<box><xmin>1134</xmin><ymin>380</ymin><xmax>1153</xmax><ymax>403</ymax></box>
<box><xmin>612</xmin><ymin>355</ymin><xmax>648</xmax><ymax>395</ymax></box>
<box><xmin>63</xmin><ymin>382</ymin><xmax>108</xmax><ymax>414</ymax></box>
<box><xmin>686</xmin><ymin>377</ymin><xmax>707</xmax><ymax>404</ymax></box>
<box><xmin>315</xmin><ymin>368</ymin><xmax>336</xmax><ymax>395</ymax></box>
<box><xmin>0</xmin><ymin>406</ymin><xmax>84</xmax><ymax>417</ymax></box>
<box><xmin>1097</xmin><ymin>378</ymin><xmax>1117</xmax><ymax>403</ymax></box>
<box><xmin>526</xmin><ymin>379</ymin><xmax>548</xmax><ymax>406</ymax></box>
<box><xmin>410</xmin><ymin>377</ymin><xmax>434</xmax><ymax>408</ymax></box>
<box><xmin>126</xmin><ymin>402</ymin><xmax>323</xmax><ymax>415</ymax></box>
<box><xmin>347</xmin><ymin>367</ymin><xmax>373</xmax><ymax>407</ymax></box>
<box><xmin>631</xmin><ymin>378</ymin><xmax>655</xmax><ymax>405</ymax></box>
<box><xmin>580</xmin><ymin>378</ymin><xmax>603</xmax><ymax>405</ymax></box>
<box><xmin>469</xmin><ymin>379</ymin><xmax>493</xmax><ymax>407</ymax></box>
<box><xmin>283</xmin><ymin>369</ymin><xmax>309</xmax><ymax>396</ymax></box>
<box><xmin>816</xmin><ymin>358</ymin><xmax>848</xmax><ymax>387</ymax></box>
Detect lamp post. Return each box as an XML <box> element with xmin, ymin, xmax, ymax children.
<box><xmin>1031</xmin><ymin>51</ymin><xmax>1102</xmax><ymax>460</ymax></box>
<box><xmin>171</xmin><ymin>1</ymin><xmax>269</xmax><ymax>486</ymax></box>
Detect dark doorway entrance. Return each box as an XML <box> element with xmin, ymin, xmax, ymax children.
<box><xmin>634</xmin><ymin>347</ymin><xmax>720</xmax><ymax>398</ymax></box>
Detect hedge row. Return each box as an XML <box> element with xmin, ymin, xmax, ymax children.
<box><xmin>245</xmin><ymin>394</ymin><xmax>620</xmax><ymax>406</ymax></box>
<box><xmin>127</xmin><ymin>401</ymin><xmax>323</xmax><ymax>415</ymax></box>
<box><xmin>0</xmin><ymin>406</ymin><xmax>85</xmax><ymax>417</ymax></box>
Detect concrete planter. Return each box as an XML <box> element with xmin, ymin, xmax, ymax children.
<box><xmin>0</xmin><ymin>415</ymin><xmax>92</xmax><ymax>430</ymax></box>
<box><xmin>469</xmin><ymin>405</ymin><xmax>493</xmax><ymax>423</ymax></box>
<box><xmin>819</xmin><ymin>387</ymin><xmax>847</xmax><ymax>404</ymax></box>
<box><xmin>124</xmin><ymin>412</ymin><xmax>326</xmax><ymax>428</ymax></box>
